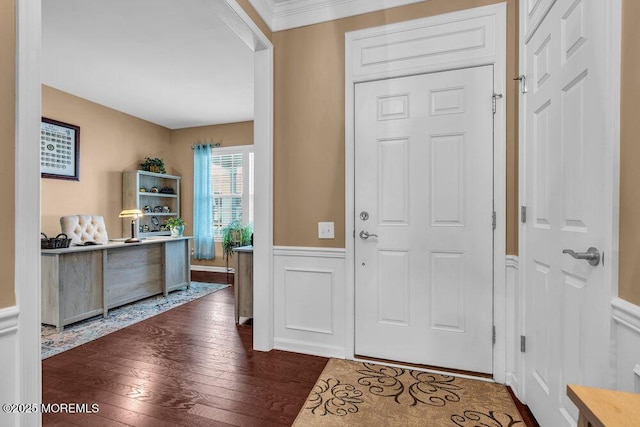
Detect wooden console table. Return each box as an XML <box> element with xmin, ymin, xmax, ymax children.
<box><xmin>41</xmin><ymin>236</ymin><xmax>192</xmax><ymax>331</ymax></box>
<box><xmin>233</xmin><ymin>245</ymin><xmax>253</xmax><ymax>324</ymax></box>
<box><xmin>567</xmin><ymin>384</ymin><xmax>640</xmax><ymax>427</ymax></box>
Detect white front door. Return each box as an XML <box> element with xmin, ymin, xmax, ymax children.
<box><xmin>521</xmin><ymin>0</ymin><xmax>612</xmax><ymax>425</ymax></box>
<box><xmin>354</xmin><ymin>66</ymin><xmax>495</xmax><ymax>374</ymax></box>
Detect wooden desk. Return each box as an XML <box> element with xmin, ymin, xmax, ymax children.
<box><xmin>41</xmin><ymin>236</ymin><xmax>192</xmax><ymax>331</ymax></box>
<box><xmin>567</xmin><ymin>384</ymin><xmax>640</xmax><ymax>427</ymax></box>
<box><xmin>233</xmin><ymin>245</ymin><xmax>253</xmax><ymax>324</ymax></box>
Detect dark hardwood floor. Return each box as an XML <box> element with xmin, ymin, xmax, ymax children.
<box><xmin>42</xmin><ymin>286</ymin><xmax>328</xmax><ymax>426</ymax></box>
<box><xmin>42</xmin><ymin>283</ymin><xmax>539</xmax><ymax>426</ymax></box>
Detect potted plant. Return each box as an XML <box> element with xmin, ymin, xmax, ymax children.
<box><xmin>165</xmin><ymin>217</ymin><xmax>185</xmax><ymax>237</ymax></box>
<box><xmin>140</xmin><ymin>157</ymin><xmax>166</xmax><ymax>174</ymax></box>
<box><xmin>221</xmin><ymin>221</ymin><xmax>252</xmax><ymax>261</ymax></box>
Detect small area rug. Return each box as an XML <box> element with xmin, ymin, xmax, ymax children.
<box><xmin>293</xmin><ymin>358</ymin><xmax>523</xmax><ymax>426</ymax></box>
<box><xmin>41</xmin><ymin>281</ymin><xmax>228</xmax><ymax>359</ymax></box>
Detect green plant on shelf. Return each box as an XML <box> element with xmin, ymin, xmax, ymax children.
<box><xmin>165</xmin><ymin>217</ymin><xmax>185</xmax><ymax>228</ymax></box>
<box><xmin>140</xmin><ymin>157</ymin><xmax>166</xmax><ymax>174</ymax></box>
<box><xmin>221</xmin><ymin>221</ymin><xmax>252</xmax><ymax>261</ymax></box>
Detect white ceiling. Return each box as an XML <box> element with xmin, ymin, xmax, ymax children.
<box><xmin>42</xmin><ymin>0</ymin><xmax>255</xmax><ymax>130</ymax></box>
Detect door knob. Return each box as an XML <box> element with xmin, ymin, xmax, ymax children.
<box><xmin>359</xmin><ymin>230</ymin><xmax>378</xmax><ymax>240</ymax></box>
<box><xmin>562</xmin><ymin>247</ymin><xmax>600</xmax><ymax>266</ymax></box>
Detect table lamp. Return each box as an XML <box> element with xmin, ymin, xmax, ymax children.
<box><xmin>119</xmin><ymin>209</ymin><xmax>144</xmax><ymax>243</ymax></box>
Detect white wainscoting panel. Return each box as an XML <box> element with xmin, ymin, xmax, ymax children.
<box><xmin>611</xmin><ymin>297</ymin><xmax>640</xmax><ymax>392</ymax></box>
<box><xmin>0</xmin><ymin>306</ymin><xmax>19</xmax><ymax>427</ymax></box>
<box><xmin>505</xmin><ymin>256</ymin><xmax>524</xmax><ymax>402</ymax></box>
<box><xmin>274</xmin><ymin>246</ymin><xmax>346</xmax><ymax>358</ymax></box>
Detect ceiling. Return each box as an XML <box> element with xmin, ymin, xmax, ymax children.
<box><xmin>42</xmin><ymin>0</ymin><xmax>255</xmax><ymax>130</ymax></box>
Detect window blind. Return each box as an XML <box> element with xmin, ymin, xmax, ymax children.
<box><xmin>211</xmin><ymin>148</ymin><xmax>253</xmax><ymax>237</ymax></box>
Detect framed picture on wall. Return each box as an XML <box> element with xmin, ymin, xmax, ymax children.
<box><xmin>40</xmin><ymin>117</ymin><xmax>80</xmax><ymax>181</ymax></box>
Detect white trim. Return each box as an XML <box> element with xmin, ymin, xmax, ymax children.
<box><xmin>273</xmin><ymin>246</ymin><xmax>346</xmax><ymax>258</ymax></box>
<box><xmin>612</xmin><ymin>298</ymin><xmax>640</xmax><ymax>335</ymax></box>
<box><xmin>251</xmin><ymin>46</ymin><xmax>274</xmax><ymax>352</ymax></box>
<box><xmin>506</xmin><ymin>255</ymin><xmax>520</xmax><ymax>269</ymax></box>
<box><xmin>0</xmin><ymin>306</ymin><xmax>19</xmax><ymax>338</ymax></box>
<box><xmin>16</xmin><ymin>0</ymin><xmax>43</xmax><ymax>423</ymax></box>
<box><xmin>190</xmin><ymin>265</ymin><xmax>231</xmax><ymax>274</ymax></box>
<box><xmin>274</xmin><ymin>337</ymin><xmax>345</xmax><ymax>358</ymax></box>
<box><xmin>223</xmin><ymin>0</ymin><xmax>271</xmax><ymax>50</ymax></box>
<box><xmin>345</xmin><ymin>3</ymin><xmax>508</xmax><ymax>383</ymax></box>
<box><xmin>250</xmin><ymin>0</ymin><xmax>426</xmax><ymax>32</ymax></box>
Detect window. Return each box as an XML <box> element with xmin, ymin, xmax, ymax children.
<box><xmin>211</xmin><ymin>145</ymin><xmax>254</xmax><ymax>238</ymax></box>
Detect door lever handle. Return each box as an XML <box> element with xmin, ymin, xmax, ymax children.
<box><xmin>562</xmin><ymin>247</ymin><xmax>600</xmax><ymax>266</ymax></box>
<box><xmin>359</xmin><ymin>230</ymin><xmax>378</xmax><ymax>240</ymax></box>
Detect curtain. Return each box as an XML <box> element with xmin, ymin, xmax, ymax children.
<box><xmin>193</xmin><ymin>144</ymin><xmax>214</xmax><ymax>259</ymax></box>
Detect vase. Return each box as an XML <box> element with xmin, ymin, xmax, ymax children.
<box><xmin>170</xmin><ymin>225</ymin><xmax>184</xmax><ymax>237</ymax></box>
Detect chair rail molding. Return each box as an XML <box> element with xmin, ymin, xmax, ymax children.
<box><xmin>0</xmin><ymin>306</ymin><xmax>20</xmax><ymax>426</ymax></box>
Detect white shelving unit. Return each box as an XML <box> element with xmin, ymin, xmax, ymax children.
<box><xmin>122</xmin><ymin>170</ymin><xmax>181</xmax><ymax>238</ymax></box>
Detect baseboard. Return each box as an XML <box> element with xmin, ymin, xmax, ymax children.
<box><xmin>0</xmin><ymin>305</ymin><xmax>19</xmax><ymax>426</ymax></box>
<box><xmin>190</xmin><ymin>265</ymin><xmax>230</xmax><ymax>273</ymax></box>
<box><xmin>274</xmin><ymin>337</ymin><xmax>345</xmax><ymax>359</ymax></box>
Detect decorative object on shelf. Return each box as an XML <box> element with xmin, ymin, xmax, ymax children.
<box><xmin>139</xmin><ymin>187</ymin><xmax>147</xmax><ymax>192</ymax></box>
<box><xmin>119</xmin><ymin>209</ymin><xmax>144</xmax><ymax>243</ymax></box>
<box><xmin>142</xmin><ymin>224</ymin><xmax>150</xmax><ymax>232</ymax></box>
<box><xmin>40</xmin><ymin>233</ymin><xmax>71</xmax><ymax>250</ymax></box>
<box><xmin>159</xmin><ymin>187</ymin><xmax>174</xmax><ymax>194</ymax></box>
<box><xmin>139</xmin><ymin>157</ymin><xmax>166</xmax><ymax>174</ymax></box>
<box><xmin>153</xmin><ymin>205</ymin><xmax>163</xmax><ymax>213</ymax></box>
<box><xmin>150</xmin><ymin>186</ymin><xmax>159</xmax><ymax>193</ymax></box>
<box><xmin>165</xmin><ymin>217</ymin><xmax>185</xmax><ymax>237</ymax></box>
<box><xmin>151</xmin><ymin>216</ymin><xmax>160</xmax><ymax>231</ymax></box>
<box><xmin>162</xmin><ymin>206</ymin><xmax>171</xmax><ymax>213</ymax></box>
<box><xmin>40</xmin><ymin>117</ymin><xmax>80</xmax><ymax>181</ymax></box>
<box><xmin>221</xmin><ymin>221</ymin><xmax>252</xmax><ymax>261</ymax></box>
<box><xmin>142</xmin><ymin>205</ymin><xmax>151</xmax><ymax>213</ymax></box>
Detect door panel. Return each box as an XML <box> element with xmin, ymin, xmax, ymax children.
<box><xmin>355</xmin><ymin>66</ymin><xmax>494</xmax><ymax>373</ymax></box>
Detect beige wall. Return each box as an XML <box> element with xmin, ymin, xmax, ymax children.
<box><xmin>619</xmin><ymin>0</ymin><xmax>640</xmax><ymax>306</ymax></box>
<box><xmin>41</xmin><ymin>85</ymin><xmax>171</xmax><ymax>239</ymax></box>
<box><xmin>0</xmin><ymin>0</ymin><xmax>15</xmax><ymax>308</ymax></box>
<box><xmin>170</xmin><ymin>121</ymin><xmax>254</xmax><ymax>268</ymax></box>
<box><xmin>272</xmin><ymin>0</ymin><xmax>519</xmax><ymax>251</ymax></box>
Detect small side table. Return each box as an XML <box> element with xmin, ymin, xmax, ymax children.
<box><xmin>567</xmin><ymin>384</ymin><xmax>640</xmax><ymax>427</ymax></box>
<box><xmin>233</xmin><ymin>246</ymin><xmax>253</xmax><ymax>324</ymax></box>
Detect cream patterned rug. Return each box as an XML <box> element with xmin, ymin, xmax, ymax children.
<box><xmin>41</xmin><ymin>281</ymin><xmax>228</xmax><ymax>359</ymax></box>
<box><xmin>294</xmin><ymin>358</ymin><xmax>524</xmax><ymax>426</ymax></box>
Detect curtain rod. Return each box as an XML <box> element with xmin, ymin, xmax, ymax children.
<box><xmin>191</xmin><ymin>141</ymin><xmax>221</xmax><ymax>150</ymax></box>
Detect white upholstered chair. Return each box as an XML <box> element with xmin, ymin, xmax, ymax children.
<box><xmin>60</xmin><ymin>215</ymin><xmax>109</xmax><ymax>245</ymax></box>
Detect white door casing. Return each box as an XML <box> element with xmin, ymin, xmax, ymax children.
<box><xmin>345</xmin><ymin>4</ymin><xmax>506</xmax><ymax>381</ymax></box>
<box><xmin>354</xmin><ymin>66</ymin><xmax>495</xmax><ymax>373</ymax></box>
<box><xmin>520</xmin><ymin>0</ymin><xmax>616</xmax><ymax>425</ymax></box>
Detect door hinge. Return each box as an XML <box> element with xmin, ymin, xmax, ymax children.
<box><xmin>521</xmin><ymin>206</ymin><xmax>527</xmax><ymax>223</ymax></box>
<box><xmin>492</xmin><ymin>325</ymin><xmax>496</xmax><ymax>345</ymax></box>
<box><xmin>492</xmin><ymin>93</ymin><xmax>503</xmax><ymax>114</ymax></box>
<box><xmin>492</xmin><ymin>211</ymin><xmax>496</xmax><ymax>230</ymax></box>
<box><xmin>514</xmin><ymin>75</ymin><xmax>527</xmax><ymax>94</ymax></box>
<box><xmin>520</xmin><ymin>335</ymin><xmax>526</xmax><ymax>353</ymax></box>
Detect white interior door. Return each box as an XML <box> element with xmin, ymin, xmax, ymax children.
<box><xmin>521</xmin><ymin>0</ymin><xmax>611</xmax><ymax>425</ymax></box>
<box><xmin>354</xmin><ymin>66</ymin><xmax>495</xmax><ymax>374</ymax></box>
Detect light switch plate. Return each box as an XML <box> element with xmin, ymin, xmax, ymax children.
<box><xmin>318</xmin><ymin>222</ymin><xmax>335</xmax><ymax>239</ymax></box>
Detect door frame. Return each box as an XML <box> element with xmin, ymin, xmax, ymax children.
<box><xmin>15</xmin><ymin>1</ymin><xmax>274</xmax><ymax>423</ymax></box>
<box><xmin>517</xmin><ymin>0</ymin><xmax>622</xmax><ymax>400</ymax></box>
<box><xmin>345</xmin><ymin>3</ymin><xmax>508</xmax><ymax>382</ymax></box>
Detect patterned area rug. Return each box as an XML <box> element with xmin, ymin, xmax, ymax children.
<box><xmin>41</xmin><ymin>281</ymin><xmax>228</xmax><ymax>359</ymax></box>
<box><xmin>294</xmin><ymin>358</ymin><xmax>523</xmax><ymax>426</ymax></box>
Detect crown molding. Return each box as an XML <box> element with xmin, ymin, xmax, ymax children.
<box><xmin>249</xmin><ymin>0</ymin><xmax>428</xmax><ymax>32</ymax></box>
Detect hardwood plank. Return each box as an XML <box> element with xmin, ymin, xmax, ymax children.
<box><xmin>43</xmin><ymin>287</ymin><xmax>326</xmax><ymax>426</ymax></box>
